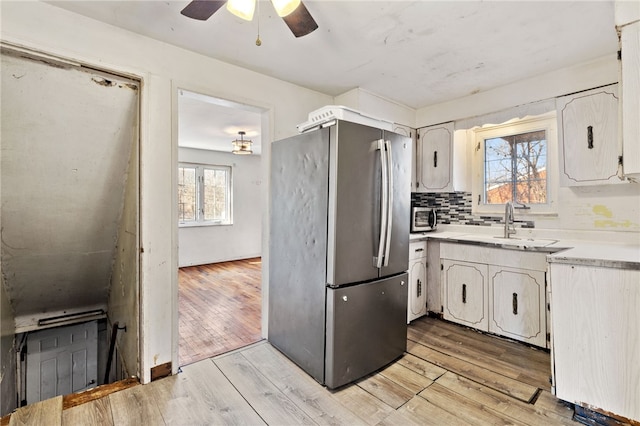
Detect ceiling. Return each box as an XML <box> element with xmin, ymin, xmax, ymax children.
<box><xmin>46</xmin><ymin>1</ymin><xmax>619</xmax><ymax>152</ymax></box>
<box><xmin>178</xmin><ymin>89</ymin><xmax>263</xmax><ymax>154</ymax></box>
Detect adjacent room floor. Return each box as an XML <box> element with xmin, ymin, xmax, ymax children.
<box><xmin>178</xmin><ymin>258</ymin><xmax>262</xmax><ymax>366</ymax></box>
<box><xmin>9</xmin><ymin>316</ymin><xmax>580</xmax><ymax>425</ymax></box>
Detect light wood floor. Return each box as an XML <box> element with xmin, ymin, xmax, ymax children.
<box><xmin>6</xmin><ymin>316</ymin><xmax>581</xmax><ymax>425</ymax></box>
<box><xmin>178</xmin><ymin>258</ymin><xmax>262</xmax><ymax>366</ymax></box>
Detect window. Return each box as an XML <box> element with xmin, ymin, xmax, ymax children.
<box><xmin>473</xmin><ymin>114</ymin><xmax>557</xmax><ymax>214</ymax></box>
<box><xmin>178</xmin><ymin>163</ymin><xmax>232</xmax><ymax>226</ymax></box>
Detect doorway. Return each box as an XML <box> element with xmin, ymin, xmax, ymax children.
<box><xmin>176</xmin><ymin>89</ymin><xmax>264</xmax><ymax>366</ymax></box>
<box><xmin>1</xmin><ymin>46</ymin><xmax>140</xmax><ymax>405</ymax></box>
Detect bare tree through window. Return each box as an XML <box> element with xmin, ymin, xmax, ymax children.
<box><xmin>484</xmin><ymin>130</ymin><xmax>547</xmax><ymax>204</ymax></box>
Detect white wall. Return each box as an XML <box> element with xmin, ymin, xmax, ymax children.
<box><xmin>107</xmin><ymin>137</ymin><xmax>139</xmax><ymax>381</ymax></box>
<box><xmin>335</xmin><ymin>87</ymin><xmax>416</xmax><ymax>128</ymax></box>
<box><xmin>178</xmin><ymin>148</ymin><xmax>262</xmax><ymax>267</ymax></box>
<box><xmin>1</xmin><ymin>1</ymin><xmax>333</xmax><ymax>383</ymax></box>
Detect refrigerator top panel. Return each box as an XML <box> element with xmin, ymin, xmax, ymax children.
<box><xmin>297</xmin><ymin>105</ymin><xmax>394</xmax><ymax>133</ymax></box>
<box><xmin>326</xmin><ymin>121</ymin><xmax>411</xmax><ymax>287</ymax></box>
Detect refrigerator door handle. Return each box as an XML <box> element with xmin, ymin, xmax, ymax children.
<box><xmin>383</xmin><ymin>140</ymin><xmax>393</xmax><ymax>267</ymax></box>
<box><xmin>375</xmin><ymin>139</ymin><xmax>388</xmax><ymax>269</ymax></box>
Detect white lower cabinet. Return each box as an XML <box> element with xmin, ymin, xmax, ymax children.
<box><xmin>408</xmin><ymin>241</ymin><xmax>427</xmax><ymax>323</ymax></box>
<box><xmin>489</xmin><ymin>266</ymin><xmax>546</xmax><ymax>347</ymax></box>
<box><xmin>549</xmin><ymin>262</ymin><xmax>640</xmax><ymax>422</ymax></box>
<box><xmin>442</xmin><ymin>259</ymin><xmax>488</xmax><ymax>330</ymax></box>
<box><xmin>441</xmin><ymin>242</ymin><xmax>548</xmax><ymax>348</ymax></box>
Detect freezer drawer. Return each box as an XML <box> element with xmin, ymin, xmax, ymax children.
<box><xmin>325</xmin><ymin>273</ymin><xmax>408</xmax><ymax>389</ymax></box>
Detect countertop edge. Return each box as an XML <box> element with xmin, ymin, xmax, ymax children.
<box><xmin>410</xmin><ymin>231</ymin><xmax>640</xmax><ymax>269</ymax></box>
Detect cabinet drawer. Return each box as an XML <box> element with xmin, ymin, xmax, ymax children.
<box><xmin>409</xmin><ymin>241</ymin><xmax>427</xmax><ymax>260</ymax></box>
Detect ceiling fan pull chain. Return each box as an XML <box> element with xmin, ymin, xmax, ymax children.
<box><xmin>256</xmin><ymin>0</ymin><xmax>262</xmax><ymax>46</ymax></box>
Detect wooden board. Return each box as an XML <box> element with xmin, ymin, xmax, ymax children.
<box><xmin>378</xmin><ymin>362</ymin><xmax>434</xmax><ymax>394</ymax></box>
<box><xmin>149</xmin><ymin>359</ymin><xmax>265</xmax><ymax>425</ymax></box>
<box><xmin>108</xmin><ymin>382</ymin><xmax>165</xmax><ymax>425</ymax></box>
<box><xmin>62</xmin><ymin>377</ymin><xmax>139</xmax><ymax>410</ymax></box>
<box><xmin>406</xmin><ymin>339</ymin><xmax>539</xmax><ymax>403</ymax></box>
<box><xmin>408</xmin><ymin>326</ymin><xmax>549</xmax><ymax>389</ymax></box>
<box><xmin>411</xmin><ymin>317</ymin><xmax>551</xmax><ymax>389</ymax></box>
<box><xmin>238</xmin><ymin>343</ymin><xmax>367</xmax><ymax>425</ymax></box>
<box><xmin>330</xmin><ymin>384</ymin><xmax>395</xmax><ymax>426</ymax></box>
<box><xmin>62</xmin><ymin>398</ymin><xmax>113</xmax><ymax>426</ymax></box>
<box><xmin>8</xmin><ymin>396</ymin><xmax>62</xmax><ymax>426</ymax></box>
<box><xmin>395</xmin><ymin>353</ymin><xmax>447</xmax><ymax>381</ymax></box>
<box><xmin>214</xmin><ymin>352</ymin><xmax>316</xmax><ymax>425</ymax></box>
<box><xmin>356</xmin><ymin>373</ymin><xmax>415</xmax><ymax>409</ymax></box>
<box><xmin>379</xmin><ymin>394</ymin><xmax>474</xmax><ymax>426</ymax></box>
<box><xmin>420</xmin><ymin>382</ymin><xmax>529</xmax><ymax>425</ymax></box>
<box><xmin>434</xmin><ymin>372</ymin><xmax>576</xmax><ymax>426</ymax></box>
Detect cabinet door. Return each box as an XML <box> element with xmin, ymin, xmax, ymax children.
<box><xmin>557</xmin><ymin>85</ymin><xmax>621</xmax><ymax>186</ymax></box>
<box><xmin>550</xmin><ymin>264</ymin><xmax>640</xmax><ymax>421</ymax></box>
<box><xmin>489</xmin><ymin>266</ymin><xmax>546</xmax><ymax>347</ymax></box>
<box><xmin>442</xmin><ymin>259</ymin><xmax>488</xmax><ymax>331</ymax></box>
<box><xmin>416</xmin><ymin>122</ymin><xmax>454</xmax><ymax>192</ymax></box>
<box><xmin>621</xmin><ymin>22</ymin><xmax>640</xmax><ymax>179</ymax></box>
<box><xmin>408</xmin><ymin>258</ymin><xmax>427</xmax><ymax>322</ymax></box>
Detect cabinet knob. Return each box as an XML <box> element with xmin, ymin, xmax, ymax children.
<box><xmin>512</xmin><ymin>292</ymin><xmax>518</xmax><ymax>315</ymax></box>
<box><xmin>587</xmin><ymin>125</ymin><xmax>594</xmax><ymax>149</ymax></box>
<box><xmin>462</xmin><ymin>283</ymin><xmax>467</xmax><ymax>304</ymax></box>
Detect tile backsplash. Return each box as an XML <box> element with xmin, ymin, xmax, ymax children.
<box><xmin>411</xmin><ymin>192</ymin><xmax>534</xmax><ymax>228</ymax></box>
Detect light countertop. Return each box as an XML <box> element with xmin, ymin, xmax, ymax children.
<box><xmin>410</xmin><ymin>229</ymin><xmax>640</xmax><ymax>270</ymax></box>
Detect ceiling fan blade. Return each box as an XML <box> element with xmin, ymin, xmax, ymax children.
<box><xmin>282</xmin><ymin>2</ymin><xmax>318</xmax><ymax>38</ymax></box>
<box><xmin>180</xmin><ymin>0</ymin><xmax>227</xmax><ymax>21</ymax></box>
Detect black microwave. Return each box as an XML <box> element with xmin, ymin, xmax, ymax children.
<box><xmin>411</xmin><ymin>207</ymin><xmax>437</xmax><ymax>232</ymax></box>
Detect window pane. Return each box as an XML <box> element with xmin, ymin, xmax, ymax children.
<box><xmin>485</xmin><ymin>137</ymin><xmax>514</xmax><ymax>204</ymax></box>
<box><xmin>484</xmin><ymin>131</ymin><xmax>547</xmax><ymax>205</ymax></box>
<box><xmin>514</xmin><ymin>131</ymin><xmax>547</xmax><ymax>204</ymax></box>
<box><xmin>178</xmin><ymin>167</ymin><xmax>196</xmax><ymax>222</ymax></box>
<box><xmin>203</xmin><ymin>168</ymin><xmax>228</xmax><ymax>222</ymax></box>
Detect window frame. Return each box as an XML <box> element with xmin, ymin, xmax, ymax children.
<box><xmin>472</xmin><ymin>113</ymin><xmax>558</xmax><ymax>216</ymax></box>
<box><xmin>178</xmin><ymin>162</ymin><xmax>233</xmax><ymax>227</ymax></box>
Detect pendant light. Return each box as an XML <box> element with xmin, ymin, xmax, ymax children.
<box><xmin>231</xmin><ymin>131</ymin><xmax>253</xmax><ymax>155</ymax></box>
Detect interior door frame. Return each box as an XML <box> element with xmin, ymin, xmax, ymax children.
<box><xmin>170</xmin><ymin>80</ymin><xmax>274</xmax><ymax>372</ymax></box>
<box><xmin>0</xmin><ymin>41</ymin><xmax>143</xmax><ymax>383</ymax></box>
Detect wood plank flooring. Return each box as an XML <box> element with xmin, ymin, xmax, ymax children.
<box><xmin>178</xmin><ymin>258</ymin><xmax>262</xmax><ymax>366</ymax></box>
<box><xmin>7</xmin><ymin>316</ymin><xmax>587</xmax><ymax>425</ymax></box>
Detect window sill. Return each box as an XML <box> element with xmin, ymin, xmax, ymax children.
<box><xmin>179</xmin><ymin>222</ymin><xmax>232</xmax><ymax>228</ymax></box>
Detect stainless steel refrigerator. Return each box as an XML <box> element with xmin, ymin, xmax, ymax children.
<box><xmin>269</xmin><ymin>119</ymin><xmax>411</xmax><ymax>389</ymax></box>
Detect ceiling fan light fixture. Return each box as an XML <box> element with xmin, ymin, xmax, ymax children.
<box><xmin>232</xmin><ymin>131</ymin><xmax>253</xmax><ymax>155</ymax></box>
<box><xmin>271</xmin><ymin>0</ymin><xmax>301</xmax><ymax>17</ymax></box>
<box><xmin>226</xmin><ymin>0</ymin><xmax>256</xmax><ymax>21</ymax></box>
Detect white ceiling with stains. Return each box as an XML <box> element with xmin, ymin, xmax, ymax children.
<box><xmin>46</xmin><ymin>0</ymin><xmax>619</xmax><ymax>152</ymax></box>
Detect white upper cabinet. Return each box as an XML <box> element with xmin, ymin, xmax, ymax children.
<box><xmin>620</xmin><ymin>21</ymin><xmax>640</xmax><ymax>180</ymax></box>
<box><xmin>416</xmin><ymin>122</ymin><xmax>454</xmax><ymax>192</ymax></box>
<box><xmin>556</xmin><ymin>84</ymin><xmax>622</xmax><ymax>186</ymax></box>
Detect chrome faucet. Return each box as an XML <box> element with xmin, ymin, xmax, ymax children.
<box><xmin>504</xmin><ymin>201</ymin><xmax>516</xmax><ymax>238</ymax></box>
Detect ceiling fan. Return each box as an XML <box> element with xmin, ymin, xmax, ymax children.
<box><xmin>180</xmin><ymin>0</ymin><xmax>318</xmax><ymax>38</ymax></box>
